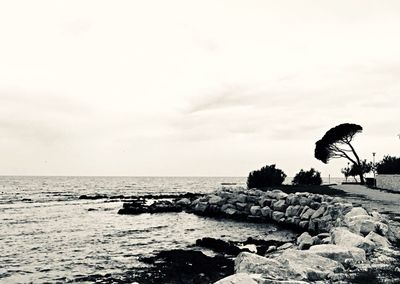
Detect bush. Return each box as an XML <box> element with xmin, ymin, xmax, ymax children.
<box><xmin>376</xmin><ymin>155</ymin><xmax>400</xmax><ymax>174</ymax></box>
<box><xmin>247</xmin><ymin>164</ymin><xmax>287</xmax><ymax>189</ymax></box>
<box><xmin>292</xmin><ymin>168</ymin><xmax>322</xmax><ymax>185</ymax></box>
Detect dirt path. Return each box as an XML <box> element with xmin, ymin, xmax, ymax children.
<box><xmin>332</xmin><ymin>184</ymin><xmax>400</xmax><ymax>228</ymax></box>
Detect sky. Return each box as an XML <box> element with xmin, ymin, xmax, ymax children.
<box><xmin>0</xmin><ymin>0</ymin><xmax>399</xmax><ymax>177</ymax></box>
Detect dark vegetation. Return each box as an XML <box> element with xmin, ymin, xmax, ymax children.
<box><xmin>292</xmin><ymin>168</ymin><xmax>322</xmax><ymax>185</ymax></box>
<box><xmin>138</xmin><ymin>250</ymin><xmax>234</xmax><ymax>284</ymax></box>
<box><xmin>315</xmin><ymin>123</ymin><xmax>366</xmax><ymax>184</ymax></box>
<box><xmin>247</xmin><ymin>164</ymin><xmax>286</xmax><ymax>189</ymax></box>
<box><xmin>71</xmin><ymin>250</ymin><xmax>233</xmax><ymax>284</ymax></box>
<box><xmin>341</xmin><ymin>160</ymin><xmax>372</xmax><ymax>183</ymax></box>
<box><xmin>376</xmin><ymin>155</ymin><xmax>400</xmax><ymax>174</ymax></box>
<box><xmin>196</xmin><ymin>236</ymin><xmax>293</xmax><ymax>256</ymax></box>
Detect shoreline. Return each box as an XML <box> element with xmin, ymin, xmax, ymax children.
<box><xmin>118</xmin><ymin>185</ymin><xmax>400</xmax><ymax>283</ymax></box>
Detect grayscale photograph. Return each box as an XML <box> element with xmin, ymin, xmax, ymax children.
<box><xmin>1</xmin><ymin>1</ymin><xmax>400</xmax><ymax>283</ymax></box>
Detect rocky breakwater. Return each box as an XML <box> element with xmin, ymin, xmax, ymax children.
<box><xmin>184</xmin><ymin>187</ymin><xmax>400</xmax><ymax>283</ymax></box>
<box><xmin>188</xmin><ymin>187</ymin><xmax>353</xmax><ymax>234</ymax></box>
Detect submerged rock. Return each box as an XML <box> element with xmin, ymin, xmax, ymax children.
<box><xmin>196</xmin><ymin>238</ymin><xmax>242</xmax><ymax>255</ymax></box>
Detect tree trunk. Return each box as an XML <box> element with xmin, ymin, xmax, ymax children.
<box><xmin>359</xmin><ymin>174</ymin><xmax>365</xmax><ymax>184</ymax></box>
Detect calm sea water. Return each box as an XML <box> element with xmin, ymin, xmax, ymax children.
<box><xmin>0</xmin><ymin>176</ymin><xmax>271</xmax><ymax>283</ymax></box>
<box><xmin>0</xmin><ymin>176</ymin><xmax>341</xmax><ymax>283</ymax></box>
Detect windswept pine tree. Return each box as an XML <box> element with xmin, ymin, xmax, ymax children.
<box><xmin>315</xmin><ymin>123</ymin><xmax>365</xmax><ymax>184</ymax></box>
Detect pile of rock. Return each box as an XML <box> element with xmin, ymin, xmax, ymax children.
<box><xmin>186</xmin><ymin>187</ymin><xmax>355</xmax><ymax>234</ymax></box>
<box><xmin>200</xmin><ymin>188</ymin><xmax>400</xmax><ymax>283</ymax></box>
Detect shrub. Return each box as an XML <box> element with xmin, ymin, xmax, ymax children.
<box><xmin>247</xmin><ymin>164</ymin><xmax>287</xmax><ymax>189</ymax></box>
<box><xmin>292</xmin><ymin>168</ymin><xmax>322</xmax><ymax>185</ymax></box>
<box><xmin>376</xmin><ymin>155</ymin><xmax>400</xmax><ymax>174</ymax></box>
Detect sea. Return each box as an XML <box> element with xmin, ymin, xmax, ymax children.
<box><xmin>0</xmin><ymin>176</ymin><xmax>341</xmax><ymax>283</ymax></box>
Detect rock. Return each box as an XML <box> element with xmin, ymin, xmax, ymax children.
<box><xmin>176</xmin><ymin>198</ymin><xmax>191</xmax><ymax>206</ymax></box>
<box><xmin>235</xmin><ymin>202</ymin><xmax>247</xmax><ymax>211</ymax></box>
<box><xmin>195</xmin><ymin>237</ymin><xmax>243</xmax><ymax>255</ymax></box>
<box><xmin>261</xmin><ymin>206</ymin><xmax>272</xmax><ymax>218</ymax></box>
<box><xmin>287</xmin><ymin>194</ymin><xmax>300</xmax><ymax>205</ymax></box>
<box><xmin>238</xmin><ymin>244</ymin><xmax>258</xmax><ymax>254</ymax></box>
<box><xmin>237</xmin><ymin>194</ymin><xmax>247</xmax><ymax>203</ymax></box>
<box><xmin>300</xmin><ymin>207</ymin><xmax>316</xmax><ymax>220</ymax></box>
<box><xmin>266</xmin><ymin>246</ymin><xmax>277</xmax><ymax>253</ymax></box>
<box><xmin>221</xmin><ymin>204</ymin><xmax>235</xmax><ymax>212</ymax></box>
<box><xmin>235</xmin><ymin>252</ymin><xmax>293</xmax><ymax>280</ymax></box>
<box><xmin>299</xmin><ymin>196</ymin><xmax>312</xmax><ymax>206</ymax></box>
<box><xmin>272</xmin><ymin>200</ymin><xmax>288</xmax><ymax>212</ymax></box>
<box><xmin>308</xmin><ymin>244</ymin><xmax>366</xmax><ymax>263</ymax></box>
<box><xmin>224</xmin><ymin>208</ymin><xmax>238</xmax><ymax>216</ymax></box>
<box><xmin>209</xmin><ymin>195</ymin><xmax>224</xmax><ymax>205</ymax></box>
<box><xmin>323</xmin><ymin>204</ymin><xmax>343</xmax><ymax>220</ymax></box>
<box><xmin>299</xmin><ymin>221</ymin><xmax>309</xmax><ymax>230</ymax></box>
<box><xmin>297</xmin><ymin>232</ymin><xmax>313</xmax><ymax>250</ymax></box>
<box><xmin>250</xmin><ymin>206</ymin><xmax>262</xmax><ymax>216</ymax></box>
<box><xmin>277</xmin><ymin>243</ymin><xmax>294</xmax><ymax>250</ymax></box>
<box><xmin>266</xmin><ymin>190</ymin><xmax>288</xmax><ymax>200</ymax></box>
<box><xmin>386</xmin><ymin>226</ymin><xmax>400</xmax><ymax>243</ymax></box>
<box><xmin>276</xmin><ymin>249</ymin><xmax>345</xmax><ymax>281</ymax></box>
<box><xmin>272</xmin><ymin>211</ymin><xmax>285</xmax><ymax>222</ymax></box>
<box><xmin>321</xmin><ymin>237</ymin><xmax>331</xmax><ymax>244</ymax></box>
<box><xmin>317</xmin><ymin>233</ymin><xmax>330</xmax><ymax>239</ymax></box>
<box><xmin>365</xmin><ymin>231</ymin><xmax>391</xmax><ymax>249</ymax></box>
<box><xmin>194</xmin><ymin>202</ymin><xmax>209</xmax><ymax>213</ymax></box>
<box><xmin>214</xmin><ymin>273</ymin><xmax>259</xmax><ymax>284</ymax></box>
<box><xmin>311</xmin><ymin>206</ymin><xmax>326</xmax><ymax>219</ymax></box>
<box><xmin>331</xmin><ymin>227</ymin><xmax>375</xmax><ymax>252</ymax></box>
<box><xmin>344</xmin><ymin>207</ymin><xmax>369</xmax><ymax>221</ymax></box>
<box><xmin>246</xmin><ymin>195</ymin><xmax>259</xmax><ymax>203</ymax></box>
<box><xmin>259</xmin><ymin>197</ymin><xmax>272</xmax><ymax>207</ymax></box>
<box><xmin>311</xmin><ymin>236</ymin><xmax>321</xmax><ymax>246</ymax></box>
<box><xmin>285</xmin><ymin>205</ymin><xmax>302</xmax><ymax>217</ymax></box>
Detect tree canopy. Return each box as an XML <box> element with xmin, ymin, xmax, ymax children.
<box><xmin>315</xmin><ymin>123</ymin><xmax>365</xmax><ymax>183</ymax></box>
<box><xmin>376</xmin><ymin>155</ymin><xmax>400</xmax><ymax>174</ymax></box>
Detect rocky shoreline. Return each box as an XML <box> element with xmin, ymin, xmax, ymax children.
<box><xmin>119</xmin><ymin>186</ymin><xmax>400</xmax><ymax>283</ymax></box>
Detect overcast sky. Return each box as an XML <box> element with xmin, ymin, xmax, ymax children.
<box><xmin>0</xmin><ymin>1</ymin><xmax>399</xmax><ymax>177</ymax></box>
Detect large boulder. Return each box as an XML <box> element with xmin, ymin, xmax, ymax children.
<box><xmin>345</xmin><ymin>207</ymin><xmax>368</xmax><ymax>218</ymax></box>
<box><xmin>234</xmin><ymin>252</ymin><xmax>294</xmax><ymax>280</ymax></box>
<box><xmin>266</xmin><ymin>190</ymin><xmax>288</xmax><ymax>200</ymax></box>
<box><xmin>308</xmin><ymin>244</ymin><xmax>366</xmax><ymax>264</ymax></box>
<box><xmin>235</xmin><ymin>251</ymin><xmax>343</xmax><ymax>282</ymax></box>
<box><xmin>331</xmin><ymin>227</ymin><xmax>375</xmax><ymax>252</ymax></box>
<box><xmin>276</xmin><ymin>249</ymin><xmax>345</xmax><ymax>281</ymax></box>
<box><xmin>214</xmin><ymin>273</ymin><xmax>260</xmax><ymax>284</ymax></box>
<box><xmin>365</xmin><ymin>231</ymin><xmax>391</xmax><ymax>249</ymax></box>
